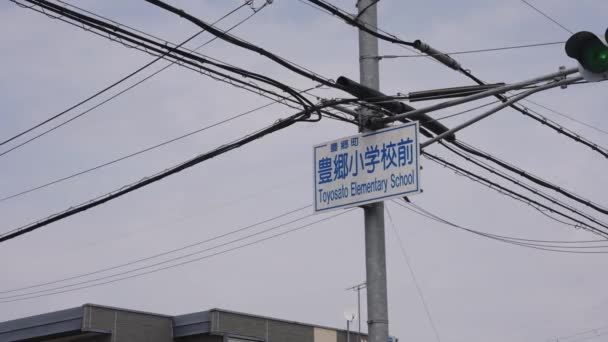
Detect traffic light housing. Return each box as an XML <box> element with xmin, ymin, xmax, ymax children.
<box><xmin>565</xmin><ymin>29</ymin><xmax>608</xmax><ymax>74</ymax></box>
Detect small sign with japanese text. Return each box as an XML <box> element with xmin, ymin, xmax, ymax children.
<box><xmin>313</xmin><ymin>122</ymin><xmax>420</xmax><ymax>213</ymax></box>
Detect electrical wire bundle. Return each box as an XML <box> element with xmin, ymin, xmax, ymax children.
<box><xmin>17</xmin><ymin>0</ymin><xmax>318</xmax><ymax>119</ymax></box>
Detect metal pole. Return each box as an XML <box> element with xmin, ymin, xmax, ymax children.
<box><xmin>347</xmin><ymin>320</ymin><xmax>351</xmax><ymax>342</ymax></box>
<box><xmin>357</xmin><ymin>2</ymin><xmax>389</xmax><ymax>342</ymax></box>
<box><xmin>358</xmin><ymin>286</ymin><xmax>362</xmax><ymax>342</ymax></box>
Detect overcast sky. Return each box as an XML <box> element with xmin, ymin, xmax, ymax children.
<box><xmin>1</xmin><ymin>0</ymin><xmax>607</xmax><ymax>341</ymax></box>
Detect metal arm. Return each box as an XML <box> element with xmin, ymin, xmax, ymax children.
<box><xmin>375</xmin><ymin>67</ymin><xmax>579</xmax><ymax>125</ymax></box>
<box><xmin>420</xmin><ymin>75</ymin><xmax>584</xmax><ymax>148</ymax></box>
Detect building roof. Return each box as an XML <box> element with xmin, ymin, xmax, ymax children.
<box><xmin>0</xmin><ymin>304</ymin><xmax>367</xmax><ymax>341</ymax></box>
<box><xmin>0</xmin><ymin>306</ymin><xmax>109</xmax><ymax>341</ymax></box>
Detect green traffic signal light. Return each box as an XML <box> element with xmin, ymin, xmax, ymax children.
<box><xmin>565</xmin><ymin>31</ymin><xmax>608</xmax><ymax>73</ymax></box>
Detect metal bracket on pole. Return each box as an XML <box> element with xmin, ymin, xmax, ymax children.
<box><xmin>557</xmin><ymin>66</ymin><xmax>568</xmax><ymax>89</ymax></box>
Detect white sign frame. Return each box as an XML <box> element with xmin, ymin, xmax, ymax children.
<box><xmin>313</xmin><ymin>121</ymin><xmax>421</xmax><ymax>213</ymax></box>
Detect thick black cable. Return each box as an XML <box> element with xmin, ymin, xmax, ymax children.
<box><xmin>7</xmin><ymin>0</ymin><xmax>316</xmax><ymax>160</ymax></box>
<box><xmin>144</xmin><ymin>0</ymin><xmax>340</xmax><ymax>90</ymax></box>
<box><xmin>0</xmin><ymin>85</ymin><xmax>361</xmax><ymax>205</ymax></box>
<box><xmin>422</xmin><ymin>152</ymin><xmax>608</xmax><ymax>238</ymax></box>
<box><xmin>1</xmin><ymin>1</ymin><xmax>246</xmax><ymax>148</ymax></box>
<box><xmin>0</xmin><ymin>87</ymin><xmax>322</xmax><ymax>204</ymax></box>
<box><xmin>60</xmin><ymin>0</ymin><xmax>343</xmax><ymax>124</ymax></box>
<box><xmin>522</xmin><ymin>105</ymin><xmax>608</xmax><ymax>157</ymax></box>
<box><xmin>294</xmin><ymin>0</ymin><xmax>608</xmax><ymax>226</ymax></box>
<box><xmin>302</xmin><ymin>0</ymin><xmax>608</xmax><ymax>229</ymax></box>
<box><xmin>0</xmin><ymin>111</ymin><xmax>303</xmax><ymax>243</ymax></box>
<box><xmin>24</xmin><ymin>0</ymin><xmax>315</xmax><ymax>115</ymax></box>
<box><xmin>0</xmin><ymin>97</ymin><xmax>373</xmax><ymax>244</ymax></box>
<box><xmin>458</xmin><ymin>68</ymin><xmax>608</xmax><ymax>159</ymax></box>
<box><xmin>524</xmin><ymin>99</ymin><xmax>608</xmax><ymax>137</ymax></box>
<box><xmin>303</xmin><ymin>0</ymin><xmax>608</xmax><ymax>160</ymax></box>
<box><xmin>303</xmin><ymin>0</ymin><xmax>415</xmax><ymax>47</ymax></box>
<box><xmin>302</xmin><ymin>0</ymin><xmax>608</xmax><ymax>159</ymax></box>
<box><xmin>451</xmin><ymin>140</ymin><xmax>608</xmax><ymax>216</ymax></box>
<box><xmin>441</xmin><ymin>142</ymin><xmax>608</xmax><ymax>231</ymax></box>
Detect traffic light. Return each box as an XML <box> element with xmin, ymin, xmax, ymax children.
<box><xmin>565</xmin><ymin>29</ymin><xmax>608</xmax><ymax>74</ymax></box>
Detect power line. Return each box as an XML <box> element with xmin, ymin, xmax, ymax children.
<box><xmin>548</xmin><ymin>325</ymin><xmax>608</xmax><ymax>342</ymax></box>
<box><xmin>297</xmin><ymin>0</ymin><xmax>440</xmax><ymax>67</ymax></box>
<box><xmin>16</xmin><ymin>0</ymin><xmax>357</xmax><ymax>130</ymax></box>
<box><xmin>385</xmin><ymin>205</ymin><xmax>442</xmax><ymax>342</ymax></box>
<box><xmin>404</xmin><ymin>200</ymin><xmax>608</xmax><ymax>249</ymax></box>
<box><xmin>299</xmin><ymin>0</ymin><xmax>608</xmax><ymax>160</ymax></box>
<box><xmin>0</xmin><ymin>86</ymin><xmax>320</xmax><ymax>205</ymax></box>
<box><xmin>371</xmin><ymin>41</ymin><xmax>565</xmax><ymax>59</ymax></box>
<box><xmin>144</xmin><ymin>0</ymin><xmax>340</xmax><ymax>90</ymax></box>
<box><xmin>1</xmin><ymin>210</ymin><xmax>317</xmax><ymax>300</ymax></box>
<box><xmin>288</xmin><ymin>0</ymin><xmax>608</xmax><ymax>237</ymax></box>
<box><xmin>523</xmin><ymin>99</ymin><xmax>608</xmax><ymax>137</ymax></box>
<box><xmin>564</xmin><ymin>331</ymin><xmax>608</xmax><ymax>342</ymax></box>
<box><xmin>290</xmin><ymin>1</ymin><xmax>601</xmax><ymax>235</ymax></box>
<box><xmin>394</xmin><ymin>200</ymin><xmax>608</xmax><ymax>254</ymax></box>
<box><xmin>521</xmin><ymin>104</ymin><xmax>608</xmax><ymax>158</ymax></box>
<box><xmin>451</xmin><ymin>140</ymin><xmax>608</xmax><ymax>216</ymax></box>
<box><xmin>57</xmin><ymin>0</ymin><xmax>310</xmax><ymax>93</ymax></box>
<box><xmin>0</xmin><ymin>97</ymin><xmax>376</xmax><ymax>244</ymax></box>
<box><xmin>0</xmin><ymin>87</ymin><xmax>362</xmax><ymax>206</ymax></box>
<box><xmin>445</xmin><ymin>142</ymin><xmax>608</xmax><ymax>225</ymax></box>
<box><xmin>1</xmin><ymin>1</ymin><xmax>247</xmax><ymax>149</ymax></box>
<box><xmin>21</xmin><ymin>0</ymin><xmax>315</xmax><ymax>114</ymax></box>
<box><xmin>304</xmin><ymin>0</ymin><xmax>606</xmax><ymax>160</ymax></box>
<box><xmin>302</xmin><ymin>0</ymin><xmax>415</xmax><ymax>47</ymax></box>
<box><xmin>419</xmin><ymin>90</ymin><xmax>538</xmax><ymax>125</ymax></box>
<box><xmin>442</xmin><ymin>141</ymin><xmax>608</xmax><ymax>234</ymax></box>
<box><xmin>0</xmin><ymin>205</ymin><xmax>310</xmax><ymax>295</ymax></box>
<box><xmin>458</xmin><ymin>69</ymin><xmax>608</xmax><ymax>160</ymax></box>
<box><xmin>0</xmin><ymin>112</ymin><xmax>305</xmax><ymax>243</ymax></box>
<box><xmin>422</xmin><ymin>152</ymin><xmax>608</xmax><ymax>239</ymax></box>
<box><xmin>58</xmin><ymin>0</ymin><xmax>357</xmax><ymax>127</ymax></box>
<box><xmin>518</xmin><ymin>0</ymin><xmax>573</xmax><ymax>34</ymax></box>
<box><xmin>0</xmin><ymin>209</ymin><xmax>355</xmax><ymax>303</ymax></box>
<box><xmin>5</xmin><ymin>1</ymin><xmax>308</xmax><ymax>159</ymax></box>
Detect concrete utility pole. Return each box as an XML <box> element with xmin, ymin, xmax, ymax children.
<box><xmin>357</xmin><ymin>1</ymin><xmax>389</xmax><ymax>342</ymax></box>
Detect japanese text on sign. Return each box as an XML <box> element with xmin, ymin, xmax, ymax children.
<box><xmin>313</xmin><ymin>122</ymin><xmax>420</xmax><ymax>212</ymax></box>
